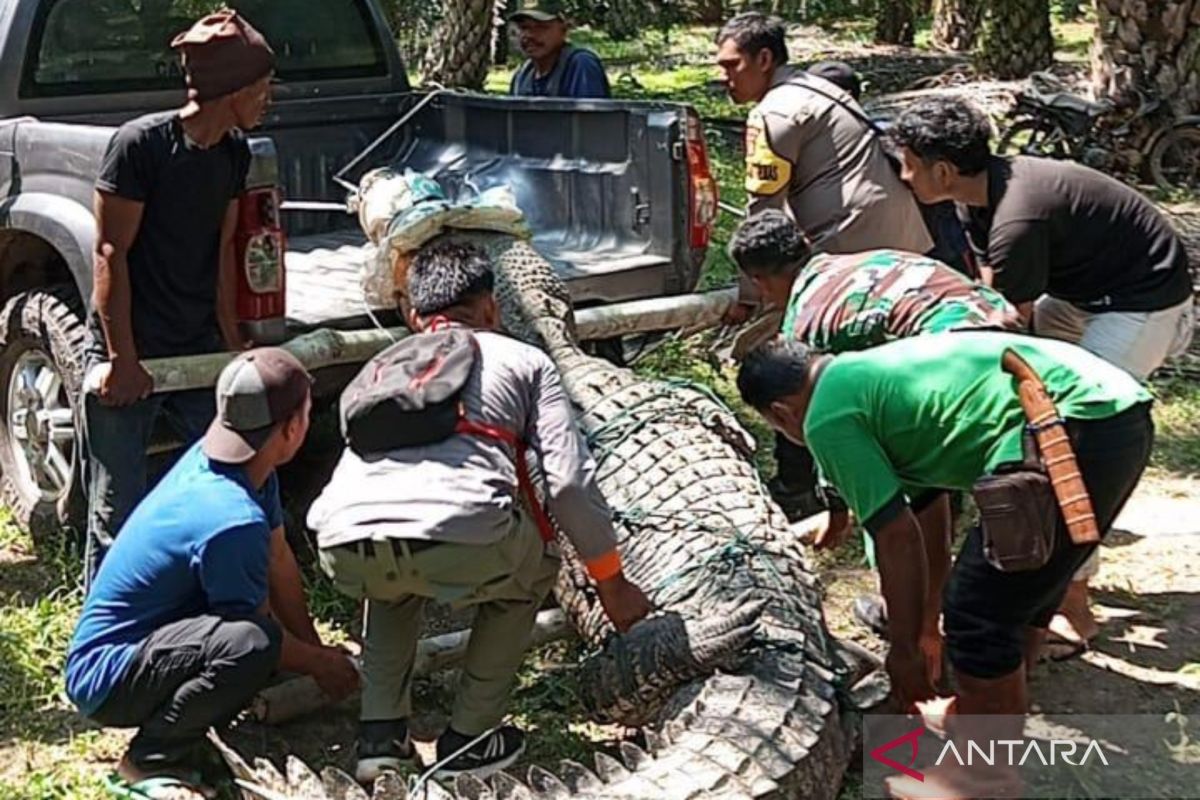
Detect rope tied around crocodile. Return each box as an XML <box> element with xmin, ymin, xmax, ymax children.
<box><xmin>575</xmin><ymin>375</ymin><xmax>857</xmax><ymax>696</ymax></box>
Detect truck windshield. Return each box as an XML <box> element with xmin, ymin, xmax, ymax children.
<box><xmin>22</xmin><ymin>0</ymin><xmax>388</xmax><ymax>97</ymax></box>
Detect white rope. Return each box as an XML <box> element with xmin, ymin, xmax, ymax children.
<box><xmin>406</xmin><ymin>719</ymin><xmax>508</xmax><ymax>796</ymax></box>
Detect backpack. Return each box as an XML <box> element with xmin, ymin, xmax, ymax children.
<box><xmin>339</xmin><ymin>324</ymin><xmax>555</xmax><ymax>543</ymax></box>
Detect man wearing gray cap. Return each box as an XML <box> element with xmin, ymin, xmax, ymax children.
<box><xmin>85</xmin><ymin>9</ymin><xmax>277</xmax><ymax>580</ymax></box>
<box><xmin>67</xmin><ymin>348</ymin><xmax>358</xmax><ymax>798</ymax></box>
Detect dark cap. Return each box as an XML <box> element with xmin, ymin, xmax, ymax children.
<box><xmin>509</xmin><ymin>0</ymin><xmax>567</xmax><ymax>22</ymax></box>
<box><xmin>806</xmin><ymin>60</ymin><xmax>862</xmax><ymax>101</ymax></box>
<box><xmin>171</xmin><ymin>9</ymin><xmax>276</xmax><ymax>102</ymax></box>
<box><xmin>203</xmin><ymin>348</ymin><xmax>312</xmax><ymax>464</ymax></box>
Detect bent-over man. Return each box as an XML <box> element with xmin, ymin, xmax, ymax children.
<box><xmin>891</xmin><ymin>96</ymin><xmax>1194</xmax><ymax>652</ymax></box>
<box><xmin>713</xmin><ymin>12</ymin><xmax>933</xmax><ymax>521</ymax></box>
<box><xmin>715</xmin><ymin>11</ymin><xmax>931</xmax><ymax>320</ymax></box>
<box><xmin>738</xmin><ymin>333</ymin><xmax>1152</xmax><ymax>797</ymax></box>
<box><xmin>730</xmin><ymin>209</ymin><xmax>1021</xmax><ymax>641</ymax></box>
<box><xmin>309</xmin><ymin>242</ymin><xmax>650</xmax><ymax>782</ymax></box>
<box><xmin>67</xmin><ymin>349</ymin><xmax>358</xmax><ymax>800</ymax></box>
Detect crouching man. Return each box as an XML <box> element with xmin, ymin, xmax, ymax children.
<box><xmin>738</xmin><ymin>333</ymin><xmax>1152</xmax><ymax>798</ymax></box>
<box><xmin>66</xmin><ymin>349</ymin><xmax>360</xmax><ymax>799</ymax></box>
<box><xmin>308</xmin><ymin>241</ymin><xmax>651</xmax><ymax>782</ymax></box>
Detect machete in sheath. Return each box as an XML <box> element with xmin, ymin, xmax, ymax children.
<box><xmin>1000</xmin><ymin>348</ymin><xmax>1101</xmax><ymax>546</ymax></box>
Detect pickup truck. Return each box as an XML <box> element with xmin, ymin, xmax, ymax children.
<box><xmin>0</xmin><ymin>0</ymin><xmax>718</xmax><ymax>539</ymax></box>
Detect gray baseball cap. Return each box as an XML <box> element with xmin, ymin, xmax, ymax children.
<box><xmin>203</xmin><ymin>347</ymin><xmax>312</xmax><ymax>464</ymax></box>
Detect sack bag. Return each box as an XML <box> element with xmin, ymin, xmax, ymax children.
<box><xmin>338</xmin><ymin>327</ymin><xmax>558</xmax><ymax>544</ymax></box>
<box><xmin>973</xmin><ymin>466</ymin><xmax>1059</xmax><ymax>572</ymax></box>
<box><xmin>339</xmin><ymin>328</ymin><xmax>477</xmax><ymax>456</ymax></box>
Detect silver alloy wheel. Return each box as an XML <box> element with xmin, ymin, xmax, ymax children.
<box><xmin>7</xmin><ymin>347</ymin><xmax>75</xmax><ymax>503</ymax></box>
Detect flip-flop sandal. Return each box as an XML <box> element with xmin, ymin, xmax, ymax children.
<box><xmin>105</xmin><ymin>772</ymin><xmax>215</xmax><ymax>800</ymax></box>
<box><xmin>1042</xmin><ymin>632</ymin><xmax>1090</xmax><ymax>662</ymax></box>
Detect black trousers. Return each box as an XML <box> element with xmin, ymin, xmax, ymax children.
<box><xmin>91</xmin><ymin>614</ymin><xmax>282</xmax><ymax>769</ymax></box>
<box><xmin>943</xmin><ymin>403</ymin><xmax>1154</xmax><ymax>679</ymax></box>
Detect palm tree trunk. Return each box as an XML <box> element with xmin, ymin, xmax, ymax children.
<box><xmin>1092</xmin><ymin>0</ymin><xmax>1200</xmax><ymax>115</ymax></box>
<box><xmin>421</xmin><ymin>0</ymin><xmax>494</xmax><ymax>89</ymax></box>
<box><xmin>876</xmin><ymin>0</ymin><xmax>916</xmax><ymax>44</ymax></box>
<box><xmin>976</xmin><ymin>0</ymin><xmax>1054</xmax><ymax>79</ymax></box>
<box><xmin>931</xmin><ymin>0</ymin><xmax>979</xmax><ymax>51</ymax></box>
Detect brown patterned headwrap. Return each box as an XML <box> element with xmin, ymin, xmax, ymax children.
<box><xmin>171</xmin><ymin>9</ymin><xmax>275</xmax><ymax>102</ymax></box>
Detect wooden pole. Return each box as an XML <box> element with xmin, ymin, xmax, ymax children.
<box><xmin>83</xmin><ymin>289</ymin><xmax>741</xmax><ymax>396</ymax></box>
<box><xmin>250</xmin><ymin>609</ymin><xmax>571</xmax><ymax>725</ymax></box>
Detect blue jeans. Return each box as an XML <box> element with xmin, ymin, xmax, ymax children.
<box><xmin>82</xmin><ymin>389</ymin><xmax>215</xmax><ymax>584</ymax></box>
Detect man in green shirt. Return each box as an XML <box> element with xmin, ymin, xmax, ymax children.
<box><xmin>731</xmin><ymin>211</ymin><xmax>1023</xmax><ymax>640</ymax></box>
<box><xmin>737</xmin><ymin>332</ymin><xmax>1152</xmax><ymax>773</ymax></box>
<box><xmin>731</xmin><ymin>210</ymin><xmax>1019</xmax><ymax>516</ymax></box>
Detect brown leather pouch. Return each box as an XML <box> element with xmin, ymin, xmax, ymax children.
<box><xmin>973</xmin><ymin>465</ymin><xmax>1059</xmax><ymax>573</ymax></box>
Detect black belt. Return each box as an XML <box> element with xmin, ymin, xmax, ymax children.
<box><xmin>340</xmin><ymin>538</ymin><xmax>443</xmax><ymax>558</ymax></box>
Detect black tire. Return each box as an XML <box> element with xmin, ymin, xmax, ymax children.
<box><xmin>1147</xmin><ymin>125</ymin><xmax>1200</xmax><ymax>192</ymax></box>
<box><xmin>0</xmin><ymin>287</ymin><xmax>88</xmax><ymax>548</ymax></box>
<box><xmin>997</xmin><ymin>118</ymin><xmax>1070</xmax><ymax>159</ymax></box>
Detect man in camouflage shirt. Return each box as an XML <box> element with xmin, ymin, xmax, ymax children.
<box><xmin>781</xmin><ymin>248</ymin><xmax>1018</xmax><ymax>350</ymax></box>
<box><xmin>730</xmin><ymin>210</ymin><xmax>1022</xmax><ymax>647</ymax></box>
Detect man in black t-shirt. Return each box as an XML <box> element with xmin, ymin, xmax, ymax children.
<box><xmin>891</xmin><ymin>97</ymin><xmax>1194</xmax><ymax>370</ymax></box>
<box><xmin>890</xmin><ymin>96</ymin><xmax>1195</xmax><ymax>657</ymax></box>
<box><xmin>85</xmin><ymin>10</ymin><xmax>276</xmax><ymax>581</ymax></box>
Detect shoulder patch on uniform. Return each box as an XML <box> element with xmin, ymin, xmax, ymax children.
<box><xmin>744</xmin><ymin>108</ymin><xmax>792</xmax><ymax>196</ymax></box>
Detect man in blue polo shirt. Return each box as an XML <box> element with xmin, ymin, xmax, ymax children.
<box><xmin>509</xmin><ymin>0</ymin><xmax>610</xmax><ymax>99</ymax></box>
<box><xmin>66</xmin><ymin>348</ymin><xmax>358</xmax><ymax>798</ymax></box>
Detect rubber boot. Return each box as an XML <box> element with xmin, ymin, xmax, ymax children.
<box><xmin>886</xmin><ymin>666</ymin><xmax>1028</xmax><ymax>800</ymax></box>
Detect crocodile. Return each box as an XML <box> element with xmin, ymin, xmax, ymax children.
<box><xmin>218</xmin><ymin>231</ymin><xmax>861</xmax><ymax>799</ymax></box>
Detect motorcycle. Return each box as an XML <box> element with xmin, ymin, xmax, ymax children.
<box><xmin>998</xmin><ymin>72</ymin><xmax>1200</xmax><ymax>192</ymax></box>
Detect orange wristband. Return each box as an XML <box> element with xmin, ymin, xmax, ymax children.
<box><xmin>585</xmin><ymin>549</ymin><xmax>622</xmax><ymax>582</ymax></box>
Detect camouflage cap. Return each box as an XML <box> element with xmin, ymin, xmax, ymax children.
<box><xmin>509</xmin><ymin>0</ymin><xmax>568</xmax><ymax>22</ymax></box>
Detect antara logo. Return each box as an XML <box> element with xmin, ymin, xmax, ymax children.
<box><xmin>871</xmin><ymin>727</ymin><xmax>926</xmax><ymax>781</ymax></box>
<box><xmin>870</xmin><ymin>726</ymin><xmax>1110</xmax><ymax>780</ymax></box>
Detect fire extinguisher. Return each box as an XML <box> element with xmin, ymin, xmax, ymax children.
<box><xmin>234</xmin><ymin>185</ymin><xmax>287</xmax><ymax>345</ymax></box>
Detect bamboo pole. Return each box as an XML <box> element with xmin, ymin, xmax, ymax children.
<box><xmin>250</xmin><ymin>609</ymin><xmax>570</xmax><ymax>725</ymax></box>
<box><xmin>83</xmin><ymin>288</ymin><xmax>740</xmax><ymax>396</ymax></box>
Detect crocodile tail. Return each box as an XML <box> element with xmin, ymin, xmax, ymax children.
<box><xmin>214</xmin><ymin>653</ymin><xmax>848</xmax><ymax>800</ymax></box>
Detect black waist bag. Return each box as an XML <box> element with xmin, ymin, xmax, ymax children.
<box><xmin>339</xmin><ymin>329</ymin><xmax>477</xmax><ymax>457</ymax></box>
<box><xmin>973</xmin><ymin>433</ymin><xmax>1059</xmax><ymax>572</ymax></box>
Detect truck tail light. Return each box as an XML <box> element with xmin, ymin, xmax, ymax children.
<box><xmin>685</xmin><ymin>112</ymin><xmax>718</xmax><ymax>250</ymax></box>
<box><xmin>235</xmin><ymin>187</ymin><xmax>287</xmax><ymax>343</ymax></box>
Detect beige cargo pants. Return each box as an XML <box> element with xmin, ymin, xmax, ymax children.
<box><xmin>319</xmin><ymin>512</ymin><xmax>559</xmax><ymax>735</ymax></box>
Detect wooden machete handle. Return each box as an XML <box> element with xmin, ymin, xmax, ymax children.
<box><xmin>1001</xmin><ymin>349</ymin><xmax>1101</xmax><ymax>546</ymax></box>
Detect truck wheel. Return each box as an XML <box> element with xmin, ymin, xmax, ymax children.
<box><xmin>0</xmin><ymin>288</ymin><xmax>88</xmax><ymax>547</ymax></box>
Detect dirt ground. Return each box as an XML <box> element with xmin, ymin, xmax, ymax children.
<box><xmin>824</xmin><ymin>472</ymin><xmax>1200</xmax><ymax>720</ymax></box>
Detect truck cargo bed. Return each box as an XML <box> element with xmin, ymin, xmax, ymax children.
<box><xmin>284</xmin><ymin>227</ymin><xmax>675</xmax><ymax>330</ymax></box>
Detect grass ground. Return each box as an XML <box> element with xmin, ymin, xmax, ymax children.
<box><xmin>2</xmin><ymin>371</ymin><xmax>1197</xmax><ymax>798</ymax></box>
<box><xmin>3</xmin><ymin>9</ymin><xmax>1197</xmax><ymax>799</ymax></box>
